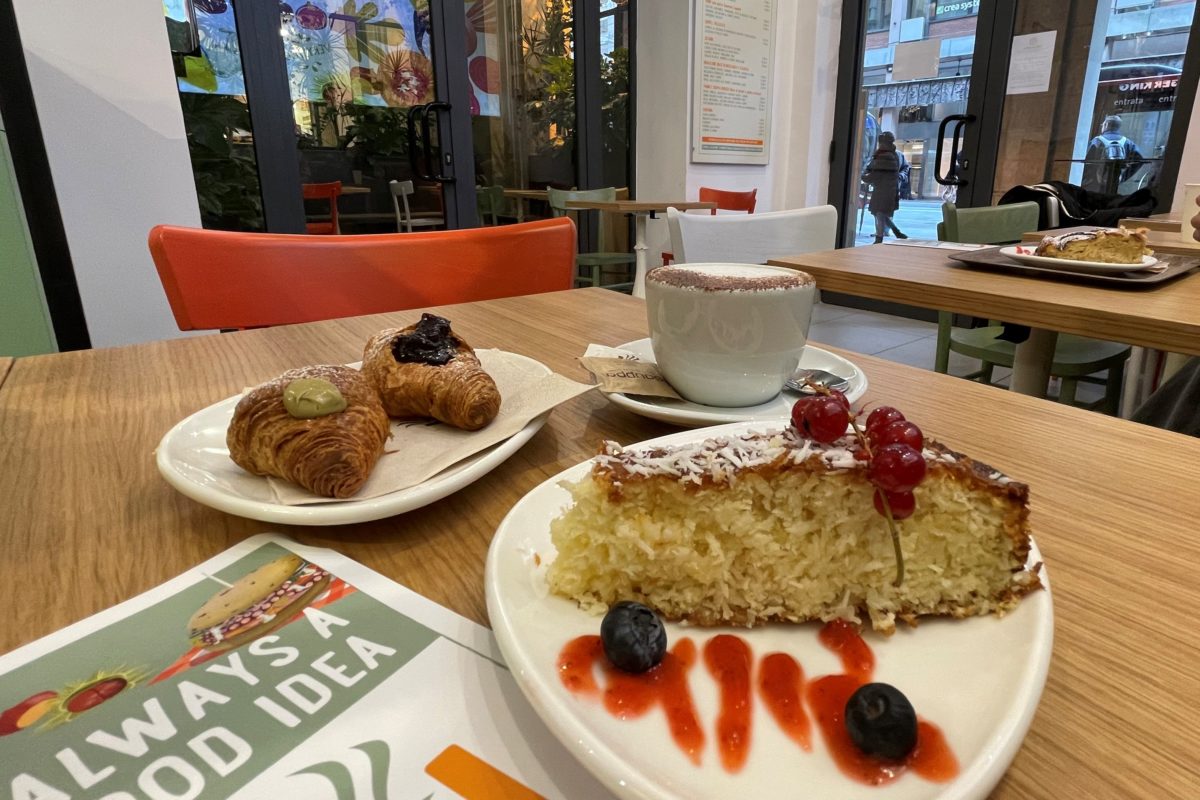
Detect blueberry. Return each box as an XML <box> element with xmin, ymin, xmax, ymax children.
<box><xmin>844</xmin><ymin>683</ymin><xmax>918</xmax><ymax>760</ymax></box>
<box><xmin>600</xmin><ymin>601</ymin><xmax>667</xmax><ymax>674</ymax></box>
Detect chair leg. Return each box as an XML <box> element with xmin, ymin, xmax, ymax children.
<box><xmin>1058</xmin><ymin>376</ymin><xmax>1079</xmax><ymax>407</ymax></box>
<box><xmin>1102</xmin><ymin>361</ymin><xmax>1126</xmax><ymax>416</ymax></box>
<box><xmin>979</xmin><ymin>362</ymin><xmax>995</xmax><ymax>386</ymax></box>
<box><xmin>934</xmin><ymin>311</ymin><xmax>952</xmax><ymax>374</ymax></box>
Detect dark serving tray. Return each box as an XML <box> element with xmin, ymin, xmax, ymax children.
<box><xmin>947</xmin><ymin>247</ymin><xmax>1200</xmax><ymax>288</ymax></box>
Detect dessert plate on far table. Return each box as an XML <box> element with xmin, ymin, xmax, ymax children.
<box><xmin>999</xmin><ymin>246</ymin><xmax>1160</xmax><ymax>275</ymax></box>
<box><xmin>485</xmin><ymin>420</ymin><xmax>1054</xmax><ymax>800</ymax></box>
<box><xmin>603</xmin><ymin>338</ymin><xmax>867</xmax><ymax>427</ymax></box>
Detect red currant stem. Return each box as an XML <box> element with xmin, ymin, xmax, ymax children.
<box><xmin>848</xmin><ymin>412</ymin><xmax>905</xmax><ymax>586</ymax></box>
<box><xmin>878</xmin><ymin>493</ymin><xmax>906</xmax><ymax>587</ymax></box>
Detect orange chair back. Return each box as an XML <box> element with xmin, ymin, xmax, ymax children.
<box><xmin>148</xmin><ymin>217</ymin><xmax>577</xmax><ymax>331</ymax></box>
<box><xmin>699</xmin><ymin>186</ymin><xmax>758</xmax><ymax>215</ymax></box>
<box><xmin>303</xmin><ymin>181</ymin><xmax>343</xmax><ymax>235</ymax></box>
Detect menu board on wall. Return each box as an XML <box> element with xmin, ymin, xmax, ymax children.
<box><xmin>691</xmin><ymin>0</ymin><xmax>776</xmax><ymax>165</ymax></box>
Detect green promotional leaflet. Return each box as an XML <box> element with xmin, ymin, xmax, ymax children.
<box><xmin>0</xmin><ymin>535</ymin><xmax>606</xmax><ymax>799</ymax></box>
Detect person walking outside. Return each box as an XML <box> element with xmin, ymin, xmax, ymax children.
<box><xmin>1082</xmin><ymin>115</ymin><xmax>1145</xmax><ymax>194</ymax></box>
<box><xmin>863</xmin><ymin>131</ymin><xmax>906</xmax><ymax>244</ymax></box>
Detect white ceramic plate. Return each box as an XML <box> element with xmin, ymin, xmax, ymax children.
<box><xmin>604</xmin><ymin>339</ymin><xmax>868</xmax><ymax>427</ymax></box>
<box><xmin>999</xmin><ymin>245</ymin><xmax>1159</xmax><ymax>275</ymax></box>
<box><xmin>486</xmin><ymin>421</ymin><xmax>1053</xmax><ymax>800</ymax></box>
<box><xmin>156</xmin><ymin>353</ymin><xmax>551</xmax><ymax>526</ymax></box>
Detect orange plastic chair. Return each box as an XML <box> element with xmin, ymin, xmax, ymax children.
<box><xmin>148</xmin><ymin>217</ymin><xmax>577</xmax><ymax>331</ymax></box>
<box><xmin>662</xmin><ymin>186</ymin><xmax>758</xmax><ymax>264</ymax></box>
<box><xmin>303</xmin><ymin>181</ymin><xmax>343</xmax><ymax>235</ymax></box>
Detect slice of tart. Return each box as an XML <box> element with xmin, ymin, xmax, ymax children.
<box><xmin>1034</xmin><ymin>227</ymin><xmax>1152</xmax><ymax>264</ymax></box>
<box><xmin>546</xmin><ymin>428</ymin><xmax>1040</xmax><ymax>634</ymax></box>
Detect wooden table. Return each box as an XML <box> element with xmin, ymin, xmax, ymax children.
<box><xmin>1118</xmin><ymin>213</ymin><xmax>1182</xmax><ymax>233</ymax></box>
<box><xmin>2</xmin><ymin>288</ymin><xmax>1198</xmax><ymax>797</ymax></box>
<box><xmin>770</xmin><ymin>244</ymin><xmax>1200</xmax><ymax>396</ymax></box>
<box><xmin>565</xmin><ymin>200</ymin><xmax>717</xmax><ymax>297</ymax></box>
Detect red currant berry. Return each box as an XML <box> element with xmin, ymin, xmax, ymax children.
<box><xmin>865</xmin><ymin>406</ymin><xmax>905</xmax><ymax>437</ymax></box>
<box><xmin>802</xmin><ymin>397</ymin><xmax>851</xmax><ymax>444</ymax></box>
<box><xmin>874</xmin><ymin>489</ymin><xmax>916</xmax><ymax>520</ymax></box>
<box><xmin>873</xmin><ymin>420</ymin><xmax>924</xmax><ymax>450</ymax></box>
<box><xmin>827</xmin><ymin>389</ymin><xmax>851</xmax><ymax>411</ymax></box>
<box><xmin>868</xmin><ymin>443</ymin><xmax>927</xmax><ymax>493</ymax></box>
<box><xmin>791</xmin><ymin>397</ymin><xmax>816</xmax><ymax>432</ymax></box>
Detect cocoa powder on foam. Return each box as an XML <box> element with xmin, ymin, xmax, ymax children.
<box><xmin>647</xmin><ymin>267</ymin><xmax>814</xmax><ymax>292</ymax></box>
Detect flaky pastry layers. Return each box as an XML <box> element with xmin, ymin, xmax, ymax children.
<box><xmin>227</xmin><ymin>365</ymin><xmax>389</xmax><ymax>498</ymax></box>
<box><xmin>547</xmin><ymin>429</ymin><xmax>1041</xmax><ymax>634</ymax></box>
<box><xmin>362</xmin><ymin>316</ymin><xmax>501</xmax><ymax>431</ymax></box>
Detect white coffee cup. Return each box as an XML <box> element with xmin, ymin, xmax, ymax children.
<box><xmin>645</xmin><ymin>263</ymin><xmax>816</xmax><ymax>407</ymax></box>
<box><xmin>1180</xmin><ymin>183</ymin><xmax>1200</xmax><ymax>244</ymax></box>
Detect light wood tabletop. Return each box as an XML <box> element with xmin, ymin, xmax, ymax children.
<box><xmin>769</xmin><ymin>244</ymin><xmax>1200</xmax><ymax>356</ymax></box>
<box><xmin>564</xmin><ymin>200</ymin><xmax>716</xmax><ymax>214</ymax></box>
<box><xmin>0</xmin><ymin>357</ymin><xmax>12</xmax><ymax>390</ymax></box>
<box><xmin>1</xmin><ymin>289</ymin><xmax>1198</xmax><ymax>798</ymax></box>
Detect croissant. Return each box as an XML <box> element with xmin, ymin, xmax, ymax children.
<box><xmin>226</xmin><ymin>365</ymin><xmax>389</xmax><ymax>498</ymax></box>
<box><xmin>362</xmin><ymin>314</ymin><xmax>501</xmax><ymax>431</ymax></box>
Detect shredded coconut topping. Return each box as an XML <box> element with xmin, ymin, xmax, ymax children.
<box><xmin>595</xmin><ymin>427</ymin><xmax>1006</xmax><ymax>487</ymax></box>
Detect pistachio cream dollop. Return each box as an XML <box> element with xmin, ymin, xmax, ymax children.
<box><xmin>282</xmin><ymin>378</ymin><xmax>347</xmax><ymax>419</ymax></box>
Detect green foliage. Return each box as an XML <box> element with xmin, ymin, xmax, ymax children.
<box><xmin>341</xmin><ymin>106</ymin><xmax>411</xmax><ymax>169</ymax></box>
<box><xmin>178</xmin><ymin>93</ymin><xmax>263</xmax><ymax>231</ymax></box>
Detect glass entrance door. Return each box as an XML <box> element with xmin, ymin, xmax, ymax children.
<box><xmin>833</xmin><ymin>0</ymin><xmax>1199</xmax><ymax>248</ymax></box>
<box><xmin>166</xmin><ymin>0</ymin><xmax>635</xmax><ymax>236</ymax></box>
<box><xmin>984</xmin><ymin>0</ymin><xmax>1197</xmax><ymax>212</ymax></box>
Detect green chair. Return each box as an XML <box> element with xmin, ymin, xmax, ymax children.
<box><xmin>547</xmin><ymin>187</ymin><xmax>636</xmax><ymax>292</ymax></box>
<box><xmin>936</xmin><ymin>202</ymin><xmax>1130</xmax><ymax>414</ymax></box>
<box><xmin>475</xmin><ymin>185</ymin><xmax>507</xmax><ymax>226</ymax></box>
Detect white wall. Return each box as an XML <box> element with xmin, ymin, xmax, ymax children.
<box><xmin>1170</xmin><ymin>90</ymin><xmax>1200</xmax><ymax>217</ymax></box>
<box><xmin>13</xmin><ymin>0</ymin><xmax>202</xmax><ymax>348</ymax></box>
<box><xmin>636</xmin><ymin>0</ymin><xmax>842</xmax><ymax>259</ymax></box>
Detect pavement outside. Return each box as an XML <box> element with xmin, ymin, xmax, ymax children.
<box><xmin>851</xmin><ymin>198</ymin><xmax>945</xmax><ymax>247</ymax></box>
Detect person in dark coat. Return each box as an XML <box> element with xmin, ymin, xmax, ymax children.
<box><xmin>862</xmin><ymin>132</ymin><xmax>906</xmax><ymax>244</ymax></box>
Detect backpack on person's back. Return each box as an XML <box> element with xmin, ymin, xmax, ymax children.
<box><xmin>1101</xmin><ymin>136</ymin><xmax>1128</xmax><ymax>161</ymax></box>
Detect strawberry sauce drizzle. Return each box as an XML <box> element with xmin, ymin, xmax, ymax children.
<box><xmin>757</xmin><ymin>652</ymin><xmax>811</xmax><ymax>751</ymax></box>
<box><xmin>703</xmin><ymin>634</ymin><xmax>754</xmax><ymax>772</ymax></box>
<box><xmin>557</xmin><ymin>622</ymin><xmax>959</xmax><ymax>786</ymax></box>
<box><xmin>558</xmin><ymin>634</ymin><xmax>704</xmax><ymax>765</ymax></box>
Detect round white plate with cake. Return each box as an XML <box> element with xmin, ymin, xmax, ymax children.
<box><xmin>605</xmin><ymin>338</ymin><xmax>868</xmax><ymax>427</ymax></box>
<box><xmin>486</xmin><ymin>420</ymin><xmax>1053</xmax><ymax>800</ymax></box>
<box><xmin>1000</xmin><ymin>227</ymin><xmax>1158</xmax><ymax>274</ymax></box>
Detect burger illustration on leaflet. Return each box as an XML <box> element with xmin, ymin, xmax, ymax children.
<box><xmin>187</xmin><ymin>555</ymin><xmax>332</xmax><ymax>651</ymax></box>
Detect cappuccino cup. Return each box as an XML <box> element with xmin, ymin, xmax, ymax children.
<box><xmin>645</xmin><ymin>263</ymin><xmax>816</xmax><ymax>407</ymax></box>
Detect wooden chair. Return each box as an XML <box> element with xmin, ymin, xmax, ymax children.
<box><xmin>148</xmin><ymin>218</ymin><xmax>577</xmax><ymax>331</ymax></box>
<box><xmin>661</xmin><ymin>186</ymin><xmax>758</xmax><ymax>265</ymax></box>
<box><xmin>302</xmin><ymin>181</ymin><xmax>343</xmax><ymax>235</ymax></box>
<box><xmin>936</xmin><ymin>202</ymin><xmax>1130</xmax><ymax>413</ymax></box>
<box><xmin>389</xmin><ymin>180</ymin><xmax>445</xmax><ymax>233</ymax></box>
<box><xmin>665</xmin><ymin>205</ymin><xmax>836</xmax><ymax>264</ymax></box>
<box><xmin>546</xmin><ymin>187</ymin><xmax>635</xmax><ymax>292</ymax></box>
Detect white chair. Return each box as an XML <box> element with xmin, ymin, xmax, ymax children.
<box><xmin>389</xmin><ymin>180</ymin><xmax>445</xmax><ymax>233</ymax></box>
<box><xmin>666</xmin><ymin>205</ymin><xmax>838</xmax><ymax>264</ymax></box>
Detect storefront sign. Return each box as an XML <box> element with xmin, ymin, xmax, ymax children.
<box><xmin>691</xmin><ymin>0</ymin><xmax>776</xmax><ymax>165</ymax></box>
<box><xmin>932</xmin><ymin>0</ymin><xmax>980</xmax><ymax>21</ymax></box>
<box><xmin>1103</xmin><ymin>76</ymin><xmax>1179</xmax><ymax>113</ymax></box>
<box><xmin>866</xmin><ymin>75</ymin><xmax>970</xmax><ymax>109</ymax></box>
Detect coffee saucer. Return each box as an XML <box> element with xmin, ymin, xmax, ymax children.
<box><xmin>603</xmin><ymin>339</ymin><xmax>868</xmax><ymax>427</ymax></box>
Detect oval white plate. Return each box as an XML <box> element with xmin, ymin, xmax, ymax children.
<box><xmin>486</xmin><ymin>421</ymin><xmax>1053</xmax><ymax>800</ymax></box>
<box><xmin>604</xmin><ymin>339</ymin><xmax>868</xmax><ymax>427</ymax></box>
<box><xmin>156</xmin><ymin>352</ymin><xmax>551</xmax><ymax>526</ymax></box>
<box><xmin>999</xmin><ymin>245</ymin><xmax>1159</xmax><ymax>274</ymax></box>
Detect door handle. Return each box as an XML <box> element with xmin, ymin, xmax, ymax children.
<box><xmin>407</xmin><ymin>104</ymin><xmax>435</xmax><ymax>181</ymax></box>
<box><xmin>424</xmin><ymin>102</ymin><xmax>455</xmax><ymax>183</ymax></box>
<box><xmin>934</xmin><ymin>114</ymin><xmax>974</xmax><ymax>186</ymax></box>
